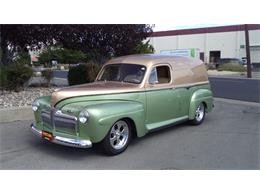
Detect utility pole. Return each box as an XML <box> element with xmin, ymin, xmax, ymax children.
<box><xmin>245</xmin><ymin>24</ymin><xmax>252</xmax><ymax>78</ymax></box>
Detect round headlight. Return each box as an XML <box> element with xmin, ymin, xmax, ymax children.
<box><xmin>32</xmin><ymin>101</ymin><xmax>40</xmax><ymax>112</ymax></box>
<box><xmin>79</xmin><ymin>110</ymin><xmax>89</xmax><ymax>124</ymax></box>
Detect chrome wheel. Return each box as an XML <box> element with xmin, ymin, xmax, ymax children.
<box><xmin>109</xmin><ymin>120</ymin><xmax>129</xmax><ymax>150</ymax></box>
<box><xmin>195</xmin><ymin>103</ymin><xmax>205</xmax><ymax>122</ymax></box>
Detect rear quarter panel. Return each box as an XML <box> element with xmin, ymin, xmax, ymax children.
<box><xmin>188</xmin><ymin>84</ymin><xmax>213</xmax><ymax>119</ymax></box>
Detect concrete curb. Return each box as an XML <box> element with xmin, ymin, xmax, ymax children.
<box><xmin>214</xmin><ymin>98</ymin><xmax>260</xmax><ymax>107</ymax></box>
<box><xmin>0</xmin><ymin>98</ymin><xmax>259</xmax><ymax>123</ymax></box>
<box><xmin>0</xmin><ymin>106</ymin><xmax>33</xmax><ymax>123</ymax></box>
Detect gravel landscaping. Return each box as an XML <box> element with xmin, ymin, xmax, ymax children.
<box><xmin>0</xmin><ymin>87</ymin><xmax>57</xmax><ymax>108</ymax></box>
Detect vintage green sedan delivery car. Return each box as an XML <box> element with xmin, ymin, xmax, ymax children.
<box><xmin>31</xmin><ymin>54</ymin><xmax>213</xmax><ymax>155</ymax></box>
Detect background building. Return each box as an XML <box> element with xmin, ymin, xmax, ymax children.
<box><xmin>149</xmin><ymin>24</ymin><xmax>260</xmax><ymax>65</ymax></box>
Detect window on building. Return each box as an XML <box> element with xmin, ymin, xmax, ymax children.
<box><xmin>209</xmin><ymin>51</ymin><xmax>221</xmax><ymax>63</ymax></box>
<box><xmin>200</xmin><ymin>52</ymin><xmax>205</xmax><ymax>61</ymax></box>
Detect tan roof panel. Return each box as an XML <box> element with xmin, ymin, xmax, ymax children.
<box><xmin>105</xmin><ymin>54</ymin><xmax>203</xmax><ymax>69</ymax></box>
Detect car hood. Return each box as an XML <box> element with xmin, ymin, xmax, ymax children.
<box><xmin>51</xmin><ymin>81</ymin><xmax>142</xmax><ymax>106</ymax></box>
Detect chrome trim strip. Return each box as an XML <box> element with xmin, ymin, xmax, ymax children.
<box><xmin>145</xmin><ymin>81</ymin><xmax>210</xmax><ymax>91</ymax></box>
<box><xmin>30</xmin><ymin>123</ymin><xmax>92</xmax><ymax>149</ymax></box>
<box><xmin>174</xmin><ymin>81</ymin><xmax>209</xmax><ymax>89</ymax></box>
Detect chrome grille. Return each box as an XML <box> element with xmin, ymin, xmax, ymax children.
<box><xmin>41</xmin><ymin>109</ymin><xmax>51</xmax><ymax>125</ymax></box>
<box><xmin>41</xmin><ymin>108</ymin><xmax>78</xmax><ymax>135</ymax></box>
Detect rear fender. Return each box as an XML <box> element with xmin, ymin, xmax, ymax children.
<box><xmin>189</xmin><ymin>89</ymin><xmax>213</xmax><ymax>120</ymax></box>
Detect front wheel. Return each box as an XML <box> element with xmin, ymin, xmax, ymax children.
<box><xmin>190</xmin><ymin>103</ymin><xmax>205</xmax><ymax>125</ymax></box>
<box><xmin>101</xmin><ymin>119</ymin><xmax>132</xmax><ymax>155</ymax></box>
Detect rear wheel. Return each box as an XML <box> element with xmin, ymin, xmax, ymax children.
<box><xmin>190</xmin><ymin>103</ymin><xmax>205</xmax><ymax>125</ymax></box>
<box><xmin>101</xmin><ymin>119</ymin><xmax>132</xmax><ymax>155</ymax></box>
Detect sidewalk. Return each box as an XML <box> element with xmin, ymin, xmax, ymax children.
<box><xmin>0</xmin><ymin>106</ymin><xmax>32</xmax><ymax>123</ymax></box>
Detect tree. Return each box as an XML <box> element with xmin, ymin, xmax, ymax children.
<box><xmin>38</xmin><ymin>47</ymin><xmax>88</xmax><ymax>65</ymax></box>
<box><xmin>0</xmin><ymin>24</ymin><xmax>153</xmax><ymax>65</ymax></box>
<box><xmin>0</xmin><ymin>25</ymin><xmax>55</xmax><ymax>65</ymax></box>
<box><xmin>134</xmin><ymin>40</ymin><xmax>155</xmax><ymax>54</ymax></box>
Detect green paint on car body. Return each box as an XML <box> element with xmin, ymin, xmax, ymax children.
<box><xmin>33</xmin><ymin>84</ymin><xmax>213</xmax><ymax>143</ymax></box>
<box><xmin>31</xmin><ymin>55</ymin><xmax>214</xmax><ymax>152</ymax></box>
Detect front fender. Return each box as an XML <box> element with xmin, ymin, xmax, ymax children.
<box><xmin>189</xmin><ymin>89</ymin><xmax>213</xmax><ymax>120</ymax></box>
<box><xmin>63</xmin><ymin>101</ymin><xmax>146</xmax><ymax>143</ymax></box>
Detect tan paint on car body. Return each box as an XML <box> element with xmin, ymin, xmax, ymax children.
<box><xmin>51</xmin><ymin>54</ymin><xmax>209</xmax><ymax>106</ymax></box>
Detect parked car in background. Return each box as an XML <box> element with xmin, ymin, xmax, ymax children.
<box><xmin>69</xmin><ymin>63</ymin><xmax>86</xmax><ymax>68</ymax></box>
<box><xmin>241</xmin><ymin>57</ymin><xmax>255</xmax><ymax>69</ymax></box>
<box><xmin>241</xmin><ymin>57</ymin><xmax>247</xmax><ymax>64</ymax></box>
<box><xmin>31</xmin><ymin>54</ymin><xmax>213</xmax><ymax>155</ymax></box>
<box><xmin>216</xmin><ymin>58</ymin><xmax>244</xmax><ymax>69</ymax></box>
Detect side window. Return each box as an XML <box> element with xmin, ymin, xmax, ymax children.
<box><xmin>149</xmin><ymin>67</ymin><xmax>158</xmax><ymax>84</ymax></box>
<box><xmin>149</xmin><ymin>66</ymin><xmax>171</xmax><ymax>84</ymax></box>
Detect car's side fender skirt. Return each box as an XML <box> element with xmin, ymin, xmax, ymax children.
<box><xmin>189</xmin><ymin>89</ymin><xmax>213</xmax><ymax>120</ymax></box>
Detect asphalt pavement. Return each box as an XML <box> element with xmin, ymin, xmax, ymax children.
<box><xmin>209</xmin><ymin>77</ymin><xmax>260</xmax><ymax>103</ymax></box>
<box><xmin>1</xmin><ymin>99</ymin><xmax>259</xmax><ymax>170</ymax></box>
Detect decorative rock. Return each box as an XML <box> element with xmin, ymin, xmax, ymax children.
<box><xmin>0</xmin><ymin>87</ymin><xmax>57</xmax><ymax>109</ymax></box>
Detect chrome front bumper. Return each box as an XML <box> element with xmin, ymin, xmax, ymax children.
<box><xmin>31</xmin><ymin>123</ymin><xmax>92</xmax><ymax>148</ymax></box>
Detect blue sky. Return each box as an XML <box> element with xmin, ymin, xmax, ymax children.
<box><xmin>153</xmin><ymin>24</ymin><xmax>235</xmax><ymax>32</ymax></box>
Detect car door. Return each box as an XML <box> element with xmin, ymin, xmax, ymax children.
<box><xmin>145</xmin><ymin>64</ymin><xmax>181</xmax><ymax>130</ymax></box>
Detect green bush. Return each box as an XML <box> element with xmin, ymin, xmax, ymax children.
<box><xmin>217</xmin><ymin>63</ymin><xmax>246</xmax><ymax>72</ymax></box>
<box><xmin>42</xmin><ymin>69</ymin><xmax>54</xmax><ymax>87</ymax></box>
<box><xmin>68</xmin><ymin>63</ymin><xmax>100</xmax><ymax>86</ymax></box>
<box><xmin>5</xmin><ymin>64</ymin><xmax>33</xmax><ymax>91</ymax></box>
<box><xmin>13</xmin><ymin>52</ymin><xmax>31</xmax><ymax>66</ymax></box>
<box><xmin>134</xmin><ymin>40</ymin><xmax>155</xmax><ymax>54</ymax></box>
<box><xmin>38</xmin><ymin>47</ymin><xmax>88</xmax><ymax>65</ymax></box>
<box><xmin>1</xmin><ymin>52</ymin><xmax>32</xmax><ymax>91</ymax></box>
<box><xmin>0</xmin><ymin>67</ymin><xmax>8</xmax><ymax>89</ymax></box>
<box><xmin>206</xmin><ymin>63</ymin><xmax>216</xmax><ymax>70</ymax></box>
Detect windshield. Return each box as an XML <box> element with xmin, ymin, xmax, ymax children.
<box><xmin>97</xmin><ymin>64</ymin><xmax>146</xmax><ymax>84</ymax></box>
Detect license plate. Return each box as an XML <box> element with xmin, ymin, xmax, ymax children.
<box><xmin>42</xmin><ymin>131</ymin><xmax>53</xmax><ymax>141</ymax></box>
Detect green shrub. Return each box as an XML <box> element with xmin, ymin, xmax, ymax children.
<box><xmin>206</xmin><ymin>63</ymin><xmax>216</xmax><ymax>70</ymax></box>
<box><xmin>0</xmin><ymin>67</ymin><xmax>8</xmax><ymax>89</ymax></box>
<box><xmin>134</xmin><ymin>40</ymin><xmax>155</xmax><ymax>54</ymax></box>
<box><xmin>42</xmin><ymin>69</ymin><xmax>54</xmax><ymax>87</ymax></box>
<box><xmin>5</xmin><ymin>64</ymin><xmax>33</xmax><ymax>91</ymax></box>
<box><xmin>13</xmin><ymin>52</ymin><xmax>31</xmax><ymax>66</ymax></box>
<box><xmin>38</xmin><ymin>47</ymin><xmax>88</xmax><ymax>65</ymax></box>
<box><xmin>32</xmin><ymin>61</ymin><xmax>41</xmax><ymax>66</ymax></box>
<box><xmin>217</xmin><ymin>63</ymin><xmax>246</xmax><ymax>72</ymax></box>
<box><xmin>68</xmin><ymin>63</ymin><xmax>100</xmax><ymax>86</ymax></box>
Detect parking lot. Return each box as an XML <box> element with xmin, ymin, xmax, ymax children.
<box><xmin>0</xmin><ymin>99</ymin><xmax>259</xmax><ymax>170</ymax></box>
